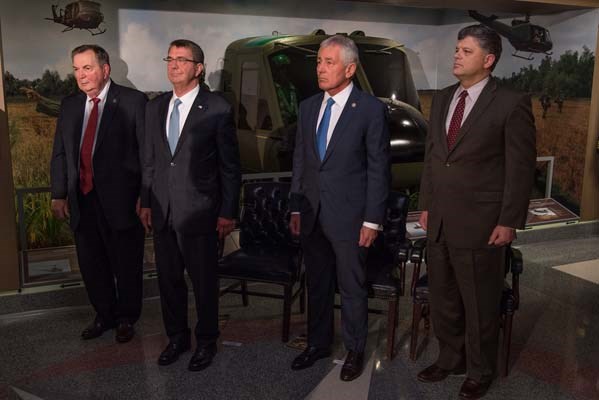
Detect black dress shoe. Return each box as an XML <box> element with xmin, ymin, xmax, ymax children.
<box><xmin>188</xmin><ymin>344</ymin><xmax>217</xmax><ymax>371</ymax></box>
<box><xmin>81</xmin><ymin>319</ymin><xmax>114</xmax><ymax>340</ymax></box>
<box><xmin>291</xmin><ymin>346</ymin><xmax>332</xmax><ymax>370</ymax></box>
<box><xmin>459</xmin><ymin>377</ymin><xmax>493</xmax><ymax>399</ymax></box>
<box><xmin>115</xmin><ymin>322</ymin><xmax>135</xmax><ymax>343</ymax></box>
<box><xmin>157</xmin><ymin>340</ymin><xmax>191</xmax><ymax>366</ymax></box>
<box><xmin>340</xmin><ymin>351</ymin><xmax>364</xmax><ymax>381</ymax></box>
<box><xmin>417</xmin><ymin>364</ymin><xmax>467</xmax><ymax>383</ymax></box>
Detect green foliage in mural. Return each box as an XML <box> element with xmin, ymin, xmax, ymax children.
<box><xmin>500</xmin><ymin>46</ymin><xmax>595</xmax><ymax>98</ymax></box>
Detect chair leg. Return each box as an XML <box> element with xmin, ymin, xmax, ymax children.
<box><xmin>411</xmin><ymin>262</ymin><xmax>421</xmax><ymax>296</ymax></box>
<box><xmin>501</xmin><ymin>312</ymin><xmax>514</xmax><ymax>377</ymax></box>
<box><xmin>282</xmin><ymin>285</ymin><xmax>292</xmax><ymax>342</ymax></box>
<box><xmin>410</xmin><ymin>302</ymin><xmax>423</xmax><ymax>361</ymax></box>
<box><xmin>386</xmin><ymin>298</ymin><xmax>398</xmax><ymax>360</ymax></box>
<box><xmin>241</xmin><ymin>280</ymin><xmax>249</xmax><ymax>306</ymax></box>
<box><xmin>400</xmin><ymin>262</ymin><xmax>406</xmax><ymax>296</ymax></box>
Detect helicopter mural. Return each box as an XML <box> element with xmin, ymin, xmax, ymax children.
<box><xmin>45</xmin><ymin>1</ymin><xmax>106</xmax><ymax>36</ymax></box>
<box><xmin>468</xmin><ymin>10</ymin><xmax>553</xmax><ymax>60</ymax></box>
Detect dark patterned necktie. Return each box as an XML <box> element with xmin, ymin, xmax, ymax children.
<box><xmin>79</xmin><ymin>97</ymin><xmax>101</xmax><ymax>194</ymax></box>
<box><xmin>447</xmin><ymin>90</ymin><xmax>468</xmax><ymax>150</ymax></box>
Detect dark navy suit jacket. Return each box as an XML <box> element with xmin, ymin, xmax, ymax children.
<box><xmin>290</xmin><ymin>86</ymin><xmax>390</xmax><ymax>241</ymax></box>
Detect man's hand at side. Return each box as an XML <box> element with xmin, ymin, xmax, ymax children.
<box><xmin>217</xmin><ymin>217</ymin><xmax>236</xmax><ymax>240</ymax></box>
<box><xmin>359</xmin><ymin>226</ymin><xmax>378</xmax><ymax>247</ymax></box>
<box><xmin>139</xmin><ymin>207</ymin><xmax>152</xmax><ymax>234</ymax></box>
<box><xmin>51</xmin><ymin>199</ymin><xmax>70</xmax><ymax>220</ymax></box>
<box><xmin>487</xmin><ymin>225</ymin><xmax>515</xmax><ymax>246</ymax></box>
<box><xmin>289</xmin><ymin>214</ymin><xmax>301</xmax><ymax>236</ymax></box>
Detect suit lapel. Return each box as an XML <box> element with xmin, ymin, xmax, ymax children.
<box><xmin>158</xmin><ymin>93</ymin><xmax>171</xmax><ymax>158</ymax></box>
<box><xmin>308</xmin><ymin>93</ymin><xmax>323</xmax><ymax>161</ymax></box>
<box><xmin>322</xmin><ymin>86</ymin><xmax>359</xmax><ymax>164</ymax></box>
<box><xmin>172</xmin><ymin>89</ymin><xmax>209</xmax><ymax>158</ymax></box>
<box><xmin>449</xmin><ymin>78</ymin><xmax>497</xmax><ymax>154</ymax></box>
<box><xmin>94</xmin><ymin>82</ymin><xmax>119</xmax><ymax>153</ymax></box>
<box><xmin>71</xmin><ymin>93</ymin><xmax>86</xmax><ymax>163</ymax></box>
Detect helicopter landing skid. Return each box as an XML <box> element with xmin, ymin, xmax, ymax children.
<box><xmin>87</xmin><ymin>28</ymin><xmax>107</xmax><ymax>36</ymax></box>
<box><xmin>512</xmin><ymin>51</ymin><xmax>534</xmax><ymax>61</ymax></box>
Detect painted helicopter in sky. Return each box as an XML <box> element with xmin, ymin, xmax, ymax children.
<box><xmin>468</xmin><ymin>10</ymin><xmax>553</xmax><ymax>60</ymax></box>
<box><xmin>45</xmin><ymin>1</ymin><xmax>106</xmax><ymax>36</ymax></box>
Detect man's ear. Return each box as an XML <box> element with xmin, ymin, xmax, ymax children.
<box><xmin>483</xmin><ymin>54</ymin><xmax>496</xmax><ymax>70</ymax></box>
<box><xmin>345</xmin><ymin>62</ymin><xmax>357</xmax><ymax>79</ymax></box>
<box><xmin>195</xmin><ymin>63</ymin><xmax>204</xmax><ymax>79</ymax></box>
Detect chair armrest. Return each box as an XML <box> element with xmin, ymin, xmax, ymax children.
<box><xmin>410</xmin><ymin>238</ymin><xmax>426</xmax><ymax>264</ymax></box>
<box><xmin>396</xmin><ymin>239</ymin><xmax>412</xmax><ymax>263</ymax></box>
<box><xmin>509</xmin><ymin>248</ymin><xmax>523</xmax><ymax>275</ymax></box>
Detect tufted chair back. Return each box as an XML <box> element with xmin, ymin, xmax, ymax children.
<box><xmin>238</xmin><ymin>182</ymin><xmax>294</xmax><ymax>248</ymax></box>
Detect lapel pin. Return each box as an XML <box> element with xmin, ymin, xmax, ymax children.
<box><xmin>198</xmin><ymin>105</ymin><xmax>203</xmax><ymax>109</ymax></box>
<box><xmin>113</xmin><ymin>99</ymin><xmax>117</xmax><ymax>103</ymax></box>
<box><xmin>351</xmin><ymin>102</ymin><xmax>356</xmax><ymax>108</ymax></box>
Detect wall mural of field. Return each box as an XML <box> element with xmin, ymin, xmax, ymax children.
<box><xmin>1</xmin><ymin>3</ymin><xmax>597</xmax><ymax>252</ymax></box>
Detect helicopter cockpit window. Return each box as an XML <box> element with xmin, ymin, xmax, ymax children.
<box><xmin>359</xmin><ymin>45</ymin><xmax>411</xmax><ymax>105</ymax></box>
<box><xmin>239</xmin><ymin>61</ymin><xmax>272</xmax><ymax>131</ymax></box>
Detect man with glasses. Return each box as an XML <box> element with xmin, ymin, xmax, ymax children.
<box><xmin>50</xmin><ymin>44</ymin><xmax>147</xmax><ymax>343</ymax></box>
<box><xmin>139</xmin><ymin>39</ymin><xmax>240</xmax><ymax>372</ymax></box>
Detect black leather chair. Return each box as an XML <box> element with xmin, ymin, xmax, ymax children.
<box><xmin>409</xmin><ymin>242</ymin><xmax>523</xmax><ymax>377</ymax></box>
<box><xmin>362</xmin><ymin>191</ymin><xmax>412</xmax><ymax>359</ymax></box>
<box><xmin>218</xmin><ymin>182</ymin><xmax>305</xmax><ymax>342</ymax></box>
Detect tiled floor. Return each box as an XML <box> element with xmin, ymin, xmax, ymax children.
<box><xmin>1</xmin><ymin>227</ymin><xmax>599</xmax><ymax>400</ymax></box>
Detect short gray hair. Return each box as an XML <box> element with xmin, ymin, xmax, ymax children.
<box><xmin>320</xmin><ymin>35</ymin><xmax>359</xmax><ymax>66</ymax></box>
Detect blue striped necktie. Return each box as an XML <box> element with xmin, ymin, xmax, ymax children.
<box><xmin>316</xmin><ymin>97</ymin><xmax>335</xmax><ymax>160</ymax></box>
<box><xmin>168</xmin><ymin>98</ymin><xmax>182</xmax><ymax>154</ymax></box>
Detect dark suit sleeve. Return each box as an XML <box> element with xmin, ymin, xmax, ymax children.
<box><xmin>498</xmin><ymin>93</ymin><xmax>536</xmax><ymax>229</ymax></box>
<box><xmin>50</xmin><ymin>99</ymin><xmax>68</xmax><ymax>199</ymax></box>
<box><xmin>290</xmin><ymin>102</ymin><xmax>305</xmax><ymax>212</ymax></box>
<box><xmin>418</xmin><ymin>93</ymin><xmax>437</xmax><ymax>211</ymax></box>
<box><xmin>364</xmin><ymin>101</ymin><xmax>391</xmax><ymax>225</ymax></box>
<box><xmin>217</xmin><ymin>103</ymin><xmax>241</xmax><ymax>219</ymax></box>
<box><xmin>135</xmin><ymin>92</ymin><xmax>148</xmax><ymax>199</ymax></box>
<box><xmin>140</xmin><ymin>101</ymin><xmax>155</xmax><ymax>208</ymax></box>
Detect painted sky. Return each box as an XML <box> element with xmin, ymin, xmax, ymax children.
<box><xmin>1</xmin><ymin>1</ymin><xmax>597</xmax><ymax>90</ymax></box>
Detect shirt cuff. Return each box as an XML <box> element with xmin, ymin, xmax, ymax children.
<box><xmin>363</xmin><ymin>221</ymin><xmax>383</xmax><ymax>231</ymax></box>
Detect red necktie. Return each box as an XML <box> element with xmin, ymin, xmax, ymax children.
<box><xmin>80</xmin><ymin>97</ymin><xmax>101</xmax><ymax>194</ymax></box>
<box><xmin>447</xmin><ymin>90</ymin><xmax>468</xmax><ymax>150</ymax></box>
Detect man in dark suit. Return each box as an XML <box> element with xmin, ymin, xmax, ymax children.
<box><xmin>289</xmin><ymin>35</ymin><xmax>390</xmax><ymax>381</ymax></box>
<box><xmin>50</xmin><ymin>45</ymin><xmax>147</xmax><ymax>343</ymax></box>
<box><xmin>139</xmin><ymin>39</ymin><xmax>240</xmax><ymax>372</ymax></box>
<box><xmin>417</xmin><ymin>25</ymin><xmax>536</xmax><ymax>399</ymax></box>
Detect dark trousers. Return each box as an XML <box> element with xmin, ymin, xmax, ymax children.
<box><xmin>74</xmin><ymin>190</ymin><xmax>145</xmax><ymax>325</ymax></box>
<box><xmin>427</xmin><ymin>226</ymin><xmax>505</xmax><ymax>381</ymax></box>
<box><xmin>153</xmin><ymin>226</ymin><xmax>219</xmax><ymax>346</ymax></box>
<box><xmin>301</xmin><ymin>219</ymin><xmax>369</xmax><ymax>352</ymax></box>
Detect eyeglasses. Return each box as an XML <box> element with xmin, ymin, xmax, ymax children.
<box><xmin>163</xmin><ymin>57</ymin><xmax>202</xmax><ymax>64</ymax></box>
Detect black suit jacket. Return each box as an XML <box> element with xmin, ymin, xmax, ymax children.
<box><xmin>141</xmin><ymin>89</ymin><xmax>241</xmax><ymax>234</ymax></box>
<box><xmin>418</xmin><ymin>77</ymin><xmax>536</xmax><ymax>248</ymax></box>
<box><xmin>50</xmin><ymin>82</ymin><xmax>147</xmax><ymax>230</ymax></box>
<box><xmin>290</xmin><ymin>86</ymin><xmax>391</xmax><ymax>241</ymax></box>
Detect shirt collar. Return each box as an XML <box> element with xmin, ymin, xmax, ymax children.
<box><xmin>87</xmin><ymin>79</ymin><xmax>111</xmax><ymax>102</ymax></box>
<box><xmin>454</xmin><ymin>76</ymin><xmax>489</xmax><ymax>102</ymax></box>
<box><xmin>172</xmin><ymin>84</ymin><xmax>200</xmax><ymax>106</ymax></box>
<box><xmin>323</xmin><ymin>81</ymin><xmax>354</xmax><ymax>108</ymax></box>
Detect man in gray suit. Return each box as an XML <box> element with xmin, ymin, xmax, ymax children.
<box><xmin>289</xmin><ymin>35</ymin><xmax>390</xmax><ymax>381</ymax></box>
<box><xmin>139</xmin><ymin>39</ymin><xmax>240</xmax><ymax>372</ymax></box>
<box><xmin>417</xmin><ymin>25</ymin><xmax>536</xmax><ymax>399</ymax></box>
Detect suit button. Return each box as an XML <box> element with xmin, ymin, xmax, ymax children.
<box><xmin>445</xmin><ymin>163</ymin><xmax>450</xmax><ymax>167</ymax></box>
<box><xmin>170</xmin><ymin>162</ymin><xmax>176</xmax><ymax>167</ymax></box>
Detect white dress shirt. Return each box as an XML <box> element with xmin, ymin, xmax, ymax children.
<box><xmin>79</xmin><ymin>79</ymin><xmax>111</xmax><ymax>155</ymax></box>
<box><xmin>314</xmin><ymin>82</ymin><xmax>381</xmax><ymax>231</ymax></box>
<box><xmin>165</xmin><ymin>84</ymin><xmax>200</xmax><ymax>139</ymax></box>
<box><xmin>445</xmin><ymin>76</ymin><xmax>489</xmax><ymax>133</ymax></box>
